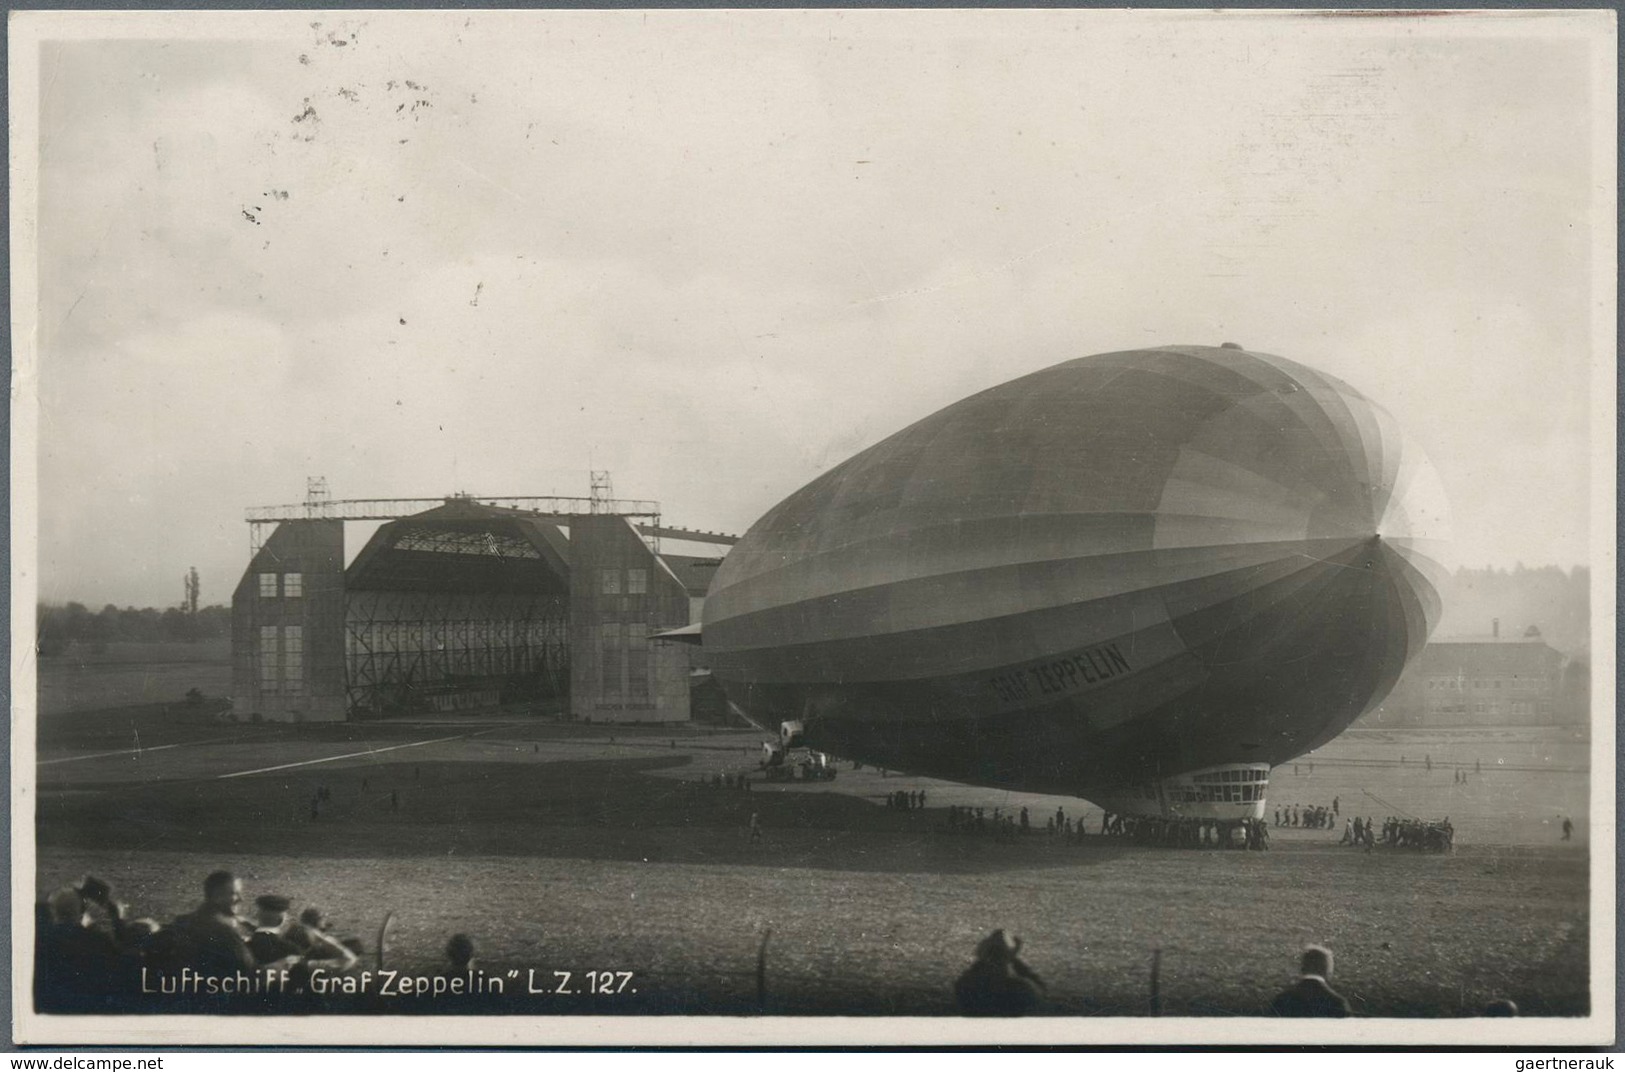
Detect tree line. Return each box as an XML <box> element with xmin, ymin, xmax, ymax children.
<box><xmin>36</xmin><ymin>602</ymin><xmax>231</xmax><ymax>655</ymax></box>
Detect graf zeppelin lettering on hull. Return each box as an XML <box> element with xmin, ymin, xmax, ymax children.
<box><xmin>988</xmin><ymin>643</ymin><xmax>1133</xmax><ymax>704</ymax></box>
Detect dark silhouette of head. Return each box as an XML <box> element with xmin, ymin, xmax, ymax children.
<box><xmin>203</xmin><ymin>871</ymin><xmax>241</xmax><ymax>915</ymax></box>
<box><xmin>446</xmin><ymin>933</ymin><xmax>476</xmax><ymax>970</ymax></box>
<box><xmin>46</xmin><ymin>886</ymin><xmax>84</xmax><ymax>925</ymax></box>
<box><xmin>974</xmin><ymin>929</ymin><xmax>1022</xmax><ymax>965</ymax></box>
<box><xmin>1299</xmin><ymin>945</ymin><xmax>1333</xmax><ymax>979</ymax></box>
<box><xmin>1483</xmin><ymin>998</ymin><xmax>1519</xmax><ymax>1017</ymax></box>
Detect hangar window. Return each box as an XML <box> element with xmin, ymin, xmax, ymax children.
<box><xmin>259</xmin><ymin>573</ymin><xmax>278</xmax><ymax>598</ymax></box>
<box><xmin>627</xmin><ymin>624</ymin><xmax>649</xmax><ymax>701</ymax></box>
<box><xmin>283</xmin><ymin>626</ymin><xmax>303</xmax><ymax>687</ymax></box>
<box><xmin>600</xmin><ymin>622</ymin><xmax>623</xmax><ymax>700</ymax></box>
<box><xmin>601</xmin><ymin>569</ymin><xmax>621</xmax><ymax>595</ymax></box>
<box><xmin>284</xmin><ymin>573</ymin><xmax>303</xmax><ymax>598</ymax></box>
<box><xmin>259</xmin><ymin>626</ymin><xmax>279</xmax><ymax>689</ymax></box>
<box><xmin>627</xmin><ymin>568</ymin><xmax>648</xmax><ymax>595</ymax></box>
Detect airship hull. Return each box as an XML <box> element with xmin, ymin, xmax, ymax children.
<box><xmin>702</xmin><ymin>346</ymin><xmax>1450</xmax><ymax>815</ymax></box>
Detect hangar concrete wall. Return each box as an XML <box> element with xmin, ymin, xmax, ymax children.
<box><xmin>230</xmin><ymin>520</ymin><xmax>347</xmax><ymax>721</ymax></box>
<box><xmin>568</xmin><ymin>515</ymin><xmax>691</xmax><ymax>723</ymax></box>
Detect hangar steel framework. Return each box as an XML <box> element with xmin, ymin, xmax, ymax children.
<box><xmin>232</xmin><ymin>487</ymin><xmax>733</xmax><ymax>722</ymax></box>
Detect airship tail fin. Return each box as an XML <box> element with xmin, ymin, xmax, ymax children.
<box><xmin>652</xmin><ymin>622</ymin><xmax>704</xmax><ymax>645</ymax></box>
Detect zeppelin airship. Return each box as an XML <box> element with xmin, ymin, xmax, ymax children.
<box><xmin>699</xmin><ymin>344</ymin><xmax>1451</xmax><ymax>820</ymax></box>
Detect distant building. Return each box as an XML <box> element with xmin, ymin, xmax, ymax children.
<box><xmin>230</xmin><ymin>495</ymin><xmax>732</xmax><ymax>724</ymax></box>
<box><xmin>1364</xmin><ymin>623</ymin><xmax>1577</xmax><ymax>728</ymax></box>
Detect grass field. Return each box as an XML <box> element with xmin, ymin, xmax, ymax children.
<box><xmin>32</xmin><ymin>715</ymin><xmax>1593</xmax><ymax>1018</ymax></box>
<box><xmin>36</xmin><ymin>640</ymin><xmax>232</xmax><ymax>718</ymax></box>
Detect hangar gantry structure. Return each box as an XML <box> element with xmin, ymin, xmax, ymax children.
<box><xmin>230</xmin><ymin>491</ymin><xmax>735</xmax><ymax>723</ymax></box>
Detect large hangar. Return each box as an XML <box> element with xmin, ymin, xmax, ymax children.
<box><xmin>230</xmin><ymin>491</ymin><xmax>733</xmax><ymax>723</ymax></box>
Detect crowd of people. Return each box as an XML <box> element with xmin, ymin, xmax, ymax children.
<box><xmin>1101</xmin><ymin>813</ymin><xmax>1271</xmax><ymax>849</ymax></box>
<box><xmin>944</xmin><ymin>804</ymin><xmax>1075</xmax><ymax>839</ymax></box>
<box><xmin>34</xmin><ymin>869</ymin><xmax>512</xmax><ymax>1014</ymax></box>
<box><xmin>1337</xmin><ymin>816</ymin><xmax>1377</xmax><ymax>847</ymax></box>
<box><xmin>1274</xmin><ymin>800</ymin><xmax>1340</xmax><ymax>829</ymax></box>
<box><xmin>695</xmin><ymin>764</ymin><xmax>1469</xmax><ymax>862</ymax></box>
<box><xmin>40</xmin><ymin>865</ymin><xmax>1517</xmax><ymax>1017</ymax></box>
<box><xmin>34</xmin><ymin>870</ymin><xmax>366</xmax><ymax>1011</ymax></box>
<box><xmin>941</xmin><ymin>806</ymin><xmax>1273</xmax><ymax>851</ymax></box>
<box><xmin>1378</xmin><ymin>816</ymin><xmax>1455</xmax><ymax>852</ymax></box>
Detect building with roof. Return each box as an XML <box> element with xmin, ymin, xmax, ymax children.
<box><xmin>230</xmin><ymin>491</ymin><xmax>731</xmax><ymax>723</ymax></box>
<box><xmin>1362</xmin><ymin>621</ymin><xmax>1579</xmax><ymax>728</ymax></box>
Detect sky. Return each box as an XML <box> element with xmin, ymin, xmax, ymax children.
<box><xmin>18</xmin><ymin>9</ymin><xmax>1612</xmax><ymax>608</ymax></box>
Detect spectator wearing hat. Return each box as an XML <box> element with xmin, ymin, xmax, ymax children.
<box><xmin>247</xmin><ymin>894</ymin><xmax>307</xmax><ymax>966</ymax></box>
<box><xmin>1269</xmin><ymin>945</ymin><xmax>1352</xmax><ymax>1017</ymax></box>
<box><xmin>953</xmin><ymin>929</ymin><xmax>1046</xmax><ymax>1016</ymax></box>
<box><xmin>74</xmin><ymin>875</ymin><xmax>138</xmax><ymax>948</ymax></box>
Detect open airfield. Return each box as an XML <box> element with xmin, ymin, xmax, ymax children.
<box><xmin>35</xmin><ymin>640</ymin><xmax>232</xmax><ymax>719</ymax></box>
<box><xmin>32</xmin><ymin>694</ymin><xmax>1591</xmax><ymax>1018</ymax></box>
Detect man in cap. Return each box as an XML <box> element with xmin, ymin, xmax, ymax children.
<box><xmin>247</xmin><ymin>895</ymin><xmax>306</xmax><ymax>965</ymax></box>
<box><xmin>953</xmin><ymin>929</ymin><xmax>1046</xmax><ymax>1016</ymax></box>
<box><xmin>1268</xmin><ymin>945</ymin><xmax>1352</xmax><ymax>1017</ymax></box>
